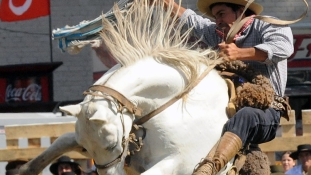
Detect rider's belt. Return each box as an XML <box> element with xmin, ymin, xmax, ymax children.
<box><xmin>270</xmin><ymin>95</ymin><xmax>291</xmax><ymax>121</ymax></box>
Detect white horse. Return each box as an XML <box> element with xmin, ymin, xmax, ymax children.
<box><xmin>20</xmin><ymin>0</ymin><xmax>231</xmax><ymax>174</ymax></box>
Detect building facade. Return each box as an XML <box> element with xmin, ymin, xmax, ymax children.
<box><xmin>0</xmin><ymin>0</ymin><xmax>310</xmax><ymax>112</ymax></box>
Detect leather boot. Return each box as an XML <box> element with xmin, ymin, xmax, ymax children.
<box><xmin>192</xmin><ymin>132</ymin><xmax>242</xmax><ymax>175</ymax></box>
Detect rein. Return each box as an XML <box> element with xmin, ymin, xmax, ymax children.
<box><xmin>94</xmin><ymin>155</ymin><xmax>122</xmax><ymax>169</ymax></box>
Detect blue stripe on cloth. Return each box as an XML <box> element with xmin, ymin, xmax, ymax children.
<box><xmin>52</xmin><ymin>0</ymin><xmax>133</xmax><ymax>52</ymax></box>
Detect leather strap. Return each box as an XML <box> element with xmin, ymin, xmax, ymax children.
<box><xmin>84</xmin><ymin>85</ymin><xmax>143</xmax><ymax>116</ymax></box>
<box><xmin>224</xmin><ymin>78</ymin><xmax>237</xmax><ymax>118</ymax></box>
<box><xmin>226</xmin><ymin>0</ymin><xmax>309</xmax><ymax>43</ymax></box>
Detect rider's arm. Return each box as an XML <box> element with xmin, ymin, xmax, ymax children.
<box><xmin>255</xmin><ymin>22</ymin><xmax>294</xmax><ymax>64</ymax></box>
<box><xmin>163</xmin><ymin>0</ymin><xmax>186</xmax><ymax>17</ymax></box>
<box><xmin>218</xmin><ymin>43</ymin><xmax>268</xmax><ymax>62</ymax></box>
<box><xmin>218</xmin><ymin>19</ymin><xmax>293</xmax><ymax>63</ymax></box>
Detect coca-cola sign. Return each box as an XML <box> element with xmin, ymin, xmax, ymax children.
<box><xmin>0</xmin><ymin>62</ymin><xmax>60</xmax><ymax>107</ymax></box>
<box><xmin>6</xmin><ymin>83</ymin><xmax>42</xmax><ymax>102</ymax></box>
<box><xmin>5</xmin><ymin>77</ymin><xmax>42</xmax><ymax>103</ymax></box>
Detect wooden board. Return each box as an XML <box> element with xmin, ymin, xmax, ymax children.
<box><xmin>260</xmin><ymin>135</ymin><xmax>311</xmax><ymax>152</ymax></box>
<box><xmin>5</xmin><ymin>122</ymin><xmax>75</xmax><ymax>140</ymax></box>
<box><xmin>0</xmin><ymin>122</ymin><xmax>78</xmax><ymax>161</ymax></box>
<box><xmin>0</xmin><ymin>149</ymin><xmax>87</xmax><ymax>161</ymax></box>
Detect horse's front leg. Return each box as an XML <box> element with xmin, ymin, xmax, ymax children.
<box><xmin>19</xmin><ymin>132</ymin><xmax>89</xmax><ymax>175</ymax></box>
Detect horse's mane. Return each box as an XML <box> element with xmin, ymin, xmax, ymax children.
<box><xmin>100</xmin><ymin>0</ymin><xmax>223</xmax><ymax>89</ymax></box>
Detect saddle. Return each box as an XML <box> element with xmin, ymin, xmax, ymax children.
<box><xmin>223</xmin><ymin>76</ymin><xmax>237</xmax><ymax>118</ymax></box>
<box><xmin>217</xmin><ymin>61</ymin><xmax>291</xmax><ymax>120</ymax></box>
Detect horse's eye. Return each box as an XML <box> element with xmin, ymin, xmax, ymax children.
<box><xmin>106</xmin><ymin>143</ymin><xmax>117</xmax><ymax>151</ymax></box>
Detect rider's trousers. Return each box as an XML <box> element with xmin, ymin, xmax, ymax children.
<box><xmin>222</xmin><ymin>107</ymin><xmax>281</xmax><ymax>146</ymax></box>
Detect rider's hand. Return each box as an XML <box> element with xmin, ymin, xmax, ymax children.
<box><xmin>218</xmin><ymin>42</ymin><xmax>240</xmax><ymax>61</ymax></box>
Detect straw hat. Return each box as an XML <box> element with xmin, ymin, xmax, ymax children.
<box><xmin>290</xmin><ymin>144</ymin><xmax>311</xmax><ymax>160</ymax></box>
<box><xmin>197</xmin><ymin>0</ymin><xmax>263</xmax><ymax>19</ymax></box>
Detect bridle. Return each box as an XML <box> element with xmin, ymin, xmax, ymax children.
<box><xmin>83</xmin><ymin>86</ymin><xmax>138</xmax><ymax>170</ymax></box>
<box><xmin>82</xmin><ymin>65</ymin><xmax>216</xmax><ymax>170</ymax></box>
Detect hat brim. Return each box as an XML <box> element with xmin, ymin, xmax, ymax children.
<box><xmin>197</xmin><ymin>0</ymin><xmax>263</xmax><ymax>19</ymax></box>
<box><xmin>290</xmin><ymin>150</ymin><xmax>311</xmax><ymax>160</ymax></box>
<box><xmin>49</xmin><ymin>162</ymin><xmax>81</xmax><ymax>175</ymax></box>
<box><xmin>290</xmin><ymin>151</ymin><xmax>299</xmax><ymax>160</ymax></box>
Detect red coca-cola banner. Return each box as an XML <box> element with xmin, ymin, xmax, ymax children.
<box><xmin>1</xmin><ymin>76</ymin><xmax>49</xmax><ymax>103</ymax></box>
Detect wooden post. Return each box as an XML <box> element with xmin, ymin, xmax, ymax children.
<box><xmin>302</xmin><ymin>110</ymin><xmax>311</xmax><ymax>136</ymax></box>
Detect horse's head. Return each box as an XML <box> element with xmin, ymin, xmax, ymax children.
<box><xmin>60</xmin><ymin>89</ymin><xmax>134</xmax><ymax>174</ymax></box>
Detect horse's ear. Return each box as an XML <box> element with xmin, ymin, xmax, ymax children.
<box><xmin>59</xmin><ymin>104</ymin><xmax>81</xmax><ymax>117</ymax></box>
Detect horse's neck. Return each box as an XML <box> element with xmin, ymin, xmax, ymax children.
<box><xmin>94</xmin><ymin>64</ymin><xmax>122</xmax><ymax>85</ymax></box>
<box><xmin>103</xmin><ymin>57</ymin><xmax>187</xmax><ymax>116</ymax></box>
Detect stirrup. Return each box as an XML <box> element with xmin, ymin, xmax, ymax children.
<box><xmin>193</xmin><ymin>157</ymin><xmax>217</xmax><ymax>174</ymax></box>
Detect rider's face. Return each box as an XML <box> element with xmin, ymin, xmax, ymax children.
<box><xmin>211</xmin><ymin>4</ymin><xmax>243</xmax><ymax>33</ymax></box>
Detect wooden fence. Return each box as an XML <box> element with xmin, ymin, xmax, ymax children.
<box><xmin>1</xmin><ymin>110</ymin><xmax>311</xmax><ymax>163</ymax></box>
<box><xmin>0</xmin><ymin>122</ymin><xmax>87</xmax><ymax>162</ymax></box>
<box><xmin>259</xmin><ymin>109</ymin><xmax>311</xmax><ymax>164</ymax></box>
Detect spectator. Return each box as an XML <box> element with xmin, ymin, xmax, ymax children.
<box><xmin>91</xmin><ymin>169</ymin><xmax>98</xmax><ymax>175</ymax></box>
<box><xmin>90</xmin><ymin>165</ymin><xmax>98</xmax><ymax>175</ymax></box>
<box><xmin>5</xmin><ymin>159</ymin><xmax>28</xmax><ymax>171</ymax></box>
<box><xmin>49</xmin><ymin>156</ymin><xmax>82</xmax><ymax>175</ymax></box>
<box><xmin>5</xmin><ymin>169</ymin><xmax>19</xmax><ymax>175</ymax></box>
<box><xmin>61</xmin><ymin>173</ymin><xmax>76</xmax><ymax>175</ymax></box>
<box><xmin>286</xmin><ymin>144</ymin><xmax>311</xmax><ymax>175</ymax></box>
<box><xmin>281</xmin><ymin>151</ymin><xmax>295</xmax><ymax>172</ymax></box>
<box><xmin>5</xmin><ymin>159</ymin><xmax>28</xmax><ymax>175</ymax></box>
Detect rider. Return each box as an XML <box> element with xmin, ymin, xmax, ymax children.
<box><xmin>157</xmin><ymin>0</ymin><xmax>294</xmax><ymax>174</ymax></box>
